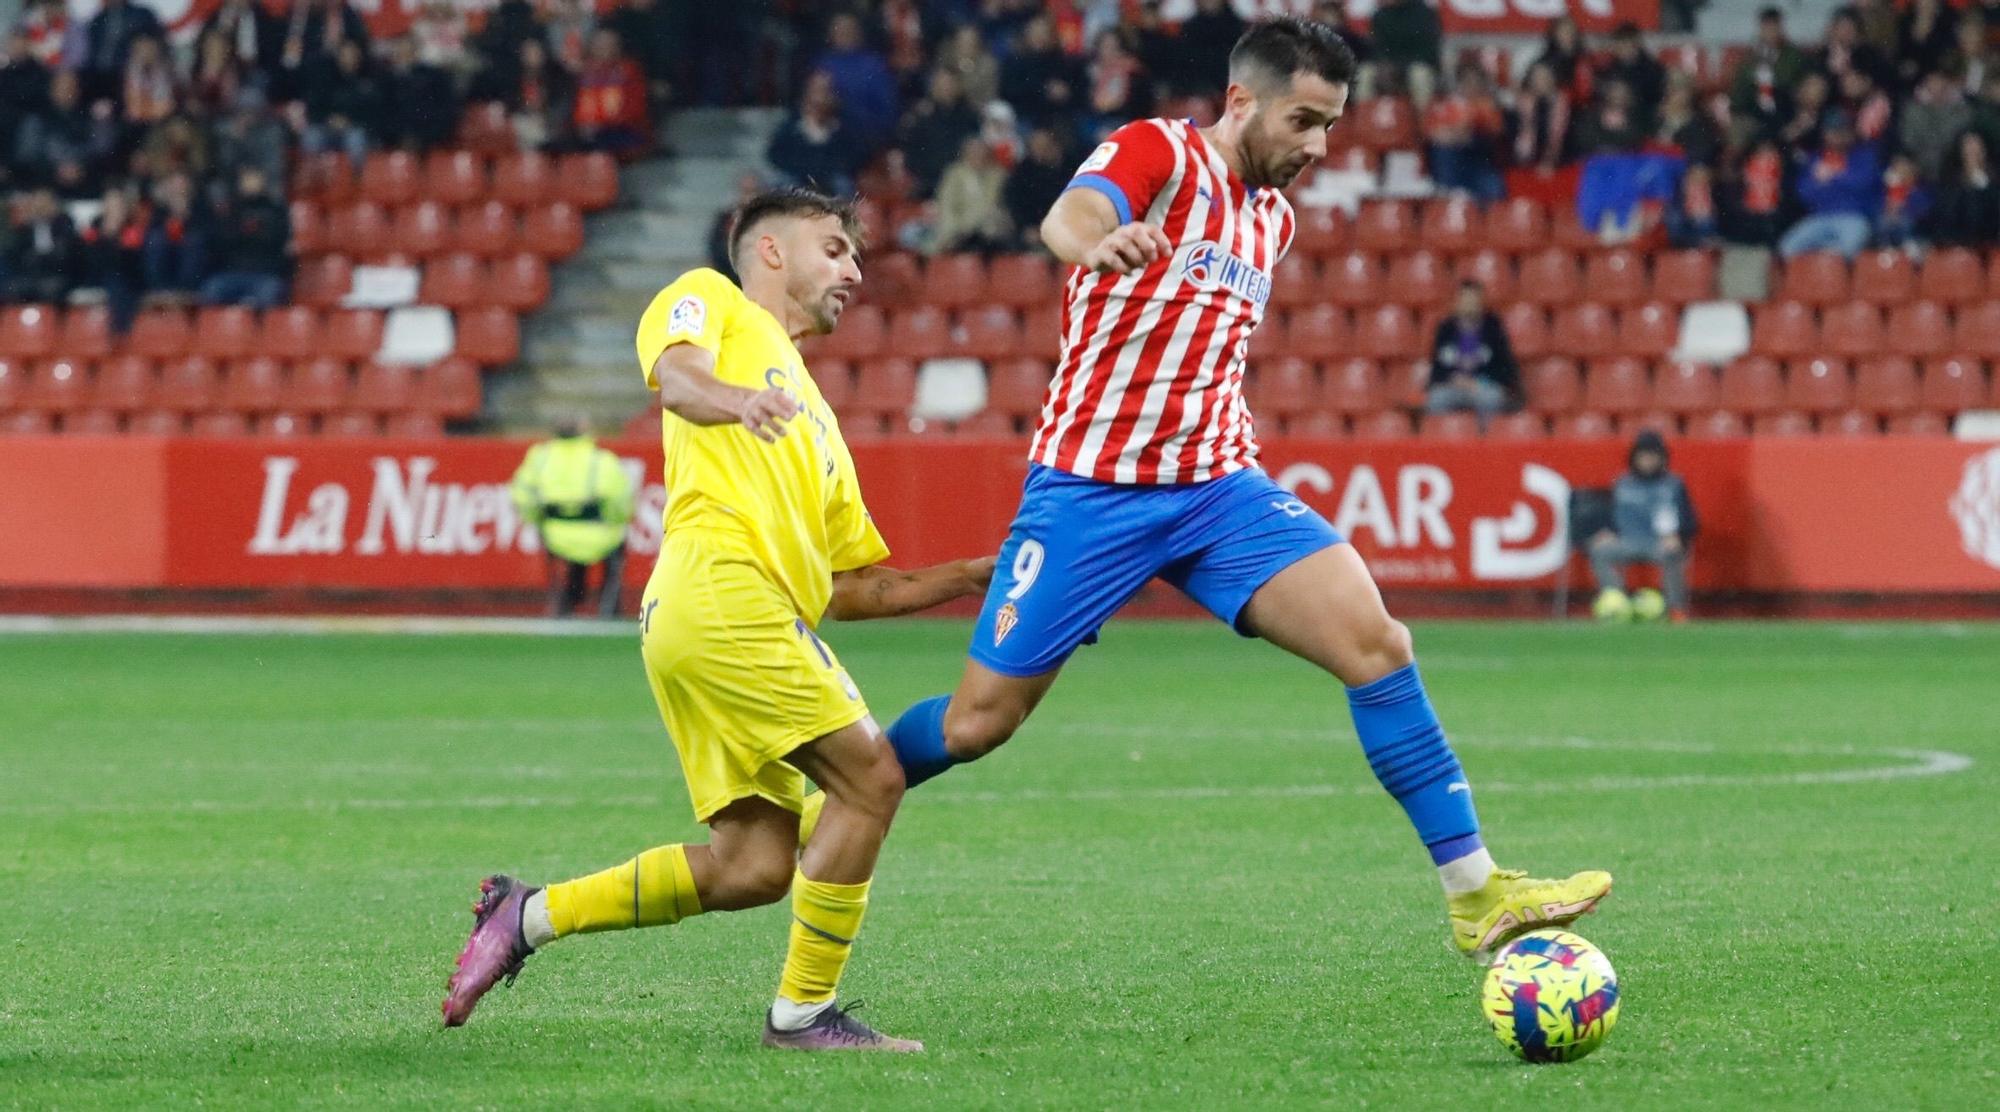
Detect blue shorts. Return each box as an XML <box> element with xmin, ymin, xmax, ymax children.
<box><xmin>969</xmin><ymin>464</ymin><xmax>1345</xmax><ymax>677</ymax></box>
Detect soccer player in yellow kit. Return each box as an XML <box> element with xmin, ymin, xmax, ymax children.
<box><xmin>443</xmin><ymin>188</ymin><xmax>992</xmax><ymax>1051</ymax></box>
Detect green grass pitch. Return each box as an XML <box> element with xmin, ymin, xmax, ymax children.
<box><xmin>3</xmin><ymin>620</ymin><xmax>1996</xmax><ymax>1108</ymax></box>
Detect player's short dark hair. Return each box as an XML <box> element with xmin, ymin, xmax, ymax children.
<box><xmin>727</xmin><ymin>186</ymin><xmax>864</xmax><ymax>272</ymax></box>
<box><xmin>1228</xmin><ymin>16</ymin><xmax>1357</xmax><ymax>93</ymax></box>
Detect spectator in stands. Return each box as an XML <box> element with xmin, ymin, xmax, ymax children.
<box><xmin>768</xmin><ymin>70</ymin><xmax>861</xmax><ymax>197</ymax></box>
<box><xmin>937</xmin><ymin>24</ymin><xmax>999</xmax><ymax>108</ymax></box>
<box><xmin>1837</xmin><ymin>65</ymin><xmax>1895</xmax><ymax>144</ymax></box>
<box><xmin>1532</xmin><ymin>15</ymin><xmax>1590</xmax><ymax>103</ymax></box>
<box><xmin>815</xmin><ymin>12</ymin><xmax>898</xmax><ymax>157</ymax></box>
<box><xmin>203</xmin><ymin>0</ymin><xmax>281</xmax><ymax>77</ymax></box>
<box><xmin>300</xmin><ymin>37</ymin><xmax>383</xmax><ymax>165</ymax></box>
<box><xmin>1000</xmin><ymin>15</ymin><xmax>1080</xmax><ymax>129</ymax></box>
<box><xmin>1311</xmin><ymin>1</ymin><xmax>1376</xmax><ymax>96</ymax></box>
<box><xmin>212</xmin><ymin>86</ymin><xmax>287</xmax><ymax>201</ymax></box>
<box><xmin>1370</xmin><ymin>0</ymin><xmax>1442</xmax><ymax>101</ymax></box>
<box><xmin>80</xmin><ymin>182</ymin><xmax>146</xmax><ymax>333</ymax></box>
<box><xmin>1084</xmin><ymin>28</ymin><xmax>1148</xmax><ymax>138</ymax></box>
<box><xmin>706</xmin><ymin>171</ymin><xmax>762</xmax><ymax>285</ymax></box>
<box><xmin>1589</xmin><ymin>430</ymin><xmax>1697</xmax><ymax>623</ymax></box>
<box><xmin>1426</xmin><ymin>281</ymin><xmax>1518</xmax><ymax>428</ymax></box>
<box><xmin>80</xmin><ymin>0</ymin><xmax>163</xmax><ymax>103</ymax></box>
<box><xmin>506</xmin><ymin>37</ymin><xmax>575</xmax><ymax>152</ymax></box>
<box><xmin>293</xmin><ymin>0</ymin><xmax>371</xmax><ymax>68</ymax></box>
<box><xmin>1731</xmin><ymin>6</ymin><xmax>1809</xmax><ymax>139</ymax></box>
<box><xmin>120</xmin><ymin>34</ymin><xmax>178</xmax><ymax>143</ymax></box>
<box><xmin>1424</xmin><ymin>63</ymin><xmax>1505</xmax><ymax>202</ymax></box>
<box><xmin>899</xmin><ymin>67</ymin><xmax>983</xmax><ymax>198</ymax></box>
<box><xmin>1003</xmin><ymin>127</ymin><xmax>1068</xmax><ymax>250</ymax></box>
<box><xmin>14</xmin><ymin>68</ymin><xmax>115</xmax><ymax>198</ymax></box>
<box><xmin>1723</xmin><ymin>136</ymin><xmax>1786</xmax><ymax>246</ymax></box>
<box><xmin>604</xmin><ymin>0</ymin><xmax>682</xmax><ymax>115</ymax></box>
<box><xmin>132</xmin><ymin>111</ymin><xmax>210</xmax><ymax>182</ymax></box>
<box><xmin>1510</xmin><ymin>61</ymin><xmax>1572</xmax><ymax>173</ymax></box>
<box><xmin>1179</xmin><ymin>0</ymin><xmax>1247</xmax><ymax>100</ymax></box>
<box><xmin>1667</xmin><ymin>162</ymin><xmax>1720</xmax><ymax>248</ymax></box>
<box><xmin>0</xmin><ymin>31</ymin><xmax>51</xmax><ymax>189</ymax></box>
<box><xmin>1925</xmin><ymin>129</ymin><xmax>2000</xmax><ymax>245</ymax></box>
<box><xmin>1817</xmin><ymin>5</ymin><xmax>1888</xmax><ymax>88</ymax></box>
<box><xmin>1654</xmin><ymin>71</ymin><xmax>1721</xmax><ymax>166</ymax></box>
<box><xmin>470</xmin><ymin>0</ymin><xmax>540</xmax><ymax>102</ymax></box>
<box><xmin>1878</xmin><ymin>152</ymin><xmax>1931</xmax><ymax>248</ymax></box>
<box><xmin>378</xmin><ymin>35</ymin><xmax>459</xmax><ymax>152</ymax></box>
<box><xmin>188</xmin><ymin>29</ymin><xmax>246</xmax><ymax>119</ymax></box>
<box><xmin>1778</xmin><ymin>111</ymin><xmax>1881</xmax><ymax>259</ymax></box>
<box><xmin>412</xmin><ymin>0</ymin><xmax>473</xmax><ymax>73</ymax></box>
<box><xmin>1597</xmin><ymin>22</ymin><xmax>1666</xmax><ymax>126</ymax></box>
<box><xmin>571</xmin><ymin>29</ymin><xmax>651</xmax><ymax>157</ymax></box>
<box><xmin>875</xmin><ymin>0</ymin><xmax>930</xmax><ymax>97</ymax></box>
<box><xmin>199</xmin><ymin>165</ymin><xmax>290</xmax><ymax>309</ymax></box>
<box><xmin>1974</xmin><ymin>71</ymin><xmax>2000</xmax><ymax>152</ymax></box>
<box><xmin>1899</xmin><ymin>0</ymin><xmax>1959</xmax><ymax>89</ymax></box>
<box><xmin>1777</xmin><ymin>71</ymin><xmax>1832</xmax><ymax>151</ymax></box>
<box><xmin>981</xmin><ymin>99</ymin><xmax>1021</xmax><ymax>168</ymax></box>
<box><xmin>930</xmin><ymin>134</ymin><xmax>1010</xmax><ymax>255</ymax></box>
<box><xmin>1946</xmin><ymin>13</ymin><xmax>1998</xmax><ymax>99</ymax></box>
<box><xmin>1900</xmin><ymin>70</ymin><xmax>1971</xmax><ymax>182</ymax></box>
<box><xmin>543</xmin><ymin>0</ymin><xmax>595</xmax><ymax>73</ymax></box>
<box><xmin>143</xmin><ymin>170</ymin><xmax>208</xmax><ymax>302</ymax></box>
<box><xmin>509</xmin><ymin>418</ymin><xmax>636</xmax><ymax>619</ymax></box>
<box><xmin>1859</xmin><ymin>0</ymin><xmax>1900</xmax><ymax>62</ymax></box>
<box><xmin>1575</xmin><ymin>79</ymin><xmax>1647</xmax><ymax>157</ymax></box>
<box><xmin>17</xmin><ymin>0</ymin><xmax>71</xmax><ymax>71</ymax></box>
<box><xmin>2</xmin><ymin>186</ymin><xmax>80</xmax><ymax>303</ymax></box>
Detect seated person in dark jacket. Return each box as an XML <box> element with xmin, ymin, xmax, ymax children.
<box><xmin>143</xmin><ymin>170</ymin><xmax>209</xmax><ymax>299</ymax></box>
<box><xmin>766</xmin><ymin>70</ymin><xmax>861</xmax><ymax>197</ymax></box>
<box><xmin>199</xmin><ymin>165</ymin><xmax>290</xmax><ymax>308</ymax></box>
<box><xmin>2</xmin><ymin>185</ymin><xmax>81</xmax><ymax>302</ymax></box>
<box><xmin>1426</xmin><ymin>280</ymin><xmax>1518</xmax><ymax>424</ymax></box>
<box><xmin>1002</xmin><ymin>128</ymin><xmax>1069</xmax><ymax>250</ymax></box>
<box><xmin>79</xmin><ymin>183</ymin><xmax>147</xmax><ymax>332</ymax></box>
<box><xmin>378</xmin><ymin>35</ymin><xmax>459</xmax><ymax>151</ymax></box>
<box><xmin>1590</xmin><ymin>430</ymin><xmax>1699</xmax><ymax>622</ymax></box>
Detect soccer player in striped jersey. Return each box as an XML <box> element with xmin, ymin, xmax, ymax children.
<box><xmin>806</xmin><ymin>17</ymin><xmax>1611</xmax><ymax>960</ymax></box>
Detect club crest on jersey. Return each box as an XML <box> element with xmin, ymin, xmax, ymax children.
<box><xmin>1176</xmin><ymin>241</ymin><xmax>1270</xmax><ymax>305</ymax></box>
<box><xmin>993</xmin><ymin>602</ymin><xmax>1019</xmax><ymax>645</ymax></box>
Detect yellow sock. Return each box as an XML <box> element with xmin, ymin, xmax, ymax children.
<box><xmin>798</xmin><ymin>791</ymin><xmax>826</xmax><ymax>847</ymax></box>
<box><xmin>777</xmin><ymin>870</ymin><xmax>870</xmax><ymax>1004</ymax></box>
<box><xmin>543</xmin><ymin>844</ymin><xmax>702</xmax><ymax>939</ymax></box>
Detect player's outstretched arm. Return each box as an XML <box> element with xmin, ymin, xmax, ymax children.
<box><xmin>825</xmin><ymin>557</ymin><xmax>996</xmax><ymax>622</ymax></box>
<box><xmin>653</xmin><ymin>345</ymin><xmax>798</xmax><ymax>442</ymax></box>
<box><xmin>1040</xmin><ymin>188</ymin><xmax>1174</xmax><ymax>275</ymax></box>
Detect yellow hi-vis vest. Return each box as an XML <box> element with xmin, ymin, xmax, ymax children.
<box><xmin>509</xmin><ymin>436</ymin><xmax>636</xmax><ymax>564</ymax></box>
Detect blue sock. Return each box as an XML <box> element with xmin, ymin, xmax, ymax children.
<box><xmin>884</xmin><ymin>695</ymin><xmax>957</xmax><ymax>788</ymax></box>
<box><xmin>1344</xmin><ymin>663</ymin><xmax>1484</xmax><ymax>865</ymax></box>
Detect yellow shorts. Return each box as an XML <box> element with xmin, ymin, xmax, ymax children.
<box><xmin>640</xmin><ymin>535</ymin><xmax>870</xmax><ymax>822</ymax></box>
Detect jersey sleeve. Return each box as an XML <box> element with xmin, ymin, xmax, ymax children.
<box><xmin>1064</xmin><ymin>120</ymin><xmax>1178</xmax><ymax>226</ymax></box>
<box><xmin>827</xmin><ymin>492</ymin><xmax>890</xmax><ymax>573</ymax></box>
<box><xmin>636</xmin><ymin>268</ymin><xmax>737</xmax><ymax>388</ymax></box>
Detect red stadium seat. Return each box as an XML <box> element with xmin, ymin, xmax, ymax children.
<box><xmin>521</xmin><ymin>202</ymin><xmax>584</xmax><ymax>259</ymax></box>
<box><xmin>1750</xmin><ymin>301</ymin><xmax>1817</xmax><ymax>360</ymax></box>
<box><xmin>1421</xmin><ymin>411</ymin><xmax>1480</xmax><ymax>440</ymax></box>
<box><xmin>193</xmin><ymin>306</ymin><xmax>257</xmax><ymax>360</ymax></box>
<box><xmin>1021</xmin><ymin>303</ymin><xmax>1064</xmax><ymax>361</ymax></box>
<box><xmin>1353</xmin><ymin>200</ymin><xmax>1416</xmax><ymax>253</ymax></box>
<box><xmin>0</xmin><ymin>304</ymin><xmax>57</xmax><ymax>359</ymax></box>
<box><xmin>1777</xmin><ymin>252</ymin><xmax>1849</xmax><ymax>305</ymax></box>
<box><xmin>1887</xmin><ymin>411</ymin><xmax>1950</xmax><ymax>435</ymax></box>
<box><xmin>1523</xmin><ymin>356</ymin><xmax>1582</xmax><ymax>415</ymax></box>
<box><xmin>417</xmin><ymin>357</ymin><xmax>482</xmax><ymax>418</ymax></box>
<box><xmin>1516</xmin><ymin>248</ymin><xmax>1582</xmax><ymax>306</ymax></box>
<box><xmin>1279</xmin><ymin>304</ymin><xmax>1350</xmax><ymax>359</ymax></box>
<box><xmin>424</xmin><ymin>149</ymin><xmax>487</xmax><ymax>207</ymax></box>
<box><xmin>1753</xmin><ymin>410</ymin><xmax>1815</xmax><ymax>436</ymax></box>
<box><xmin>887</xmin><ymin>306</ymin><xmax>952</xmax><ymax>360</ymax></box>
<box><xmin>986</xmin><ymin>254</ymin><xmax>1058</xmax><ymax>308</ymax></box>
<box><xmin>360</xmin><ymin>151</ymin><xmax>421</xmax><ymax>207</ymax></box>
<box><xmin>1820</xmin><ymin>301</ymin><xmax>1884</xmax><ymax>358</ymax></box>
<box><xmin>1351</xmin><ymin>97</ymin><xmax>1418</xmax><ymax>150</ymax></box>
<box><xmin>1291</xmin><ymin>207</ymin><xmax>1350</xmax><ymax>259</ymax></box>
<box><xmin>857</xmin><ymin>252</ymin><xmax>921</xmax><ymax>308</ymax></box>
<box><xmin>455</xmin><ymin>100</ymin><xmax>515</xmax><ymax>155</ymax></box>
<box><xmin>813</xmin><ymin>359</ymin><xmax>855</xmax><ymax>409</ymax></box>
<box><xmin>1501</xmin><ymin>303</ymin><xmax>1551</xmax><ymax>359</ymax></box>
<box><xmin>1920</xmin><ymin>356</ymin><xmax>1989</xmax><ymax>413</ymax></box>
<box><xmin>290</xmin><ymin>357</ymin><xmax>352</xmax><ymax>414</ymax></box>
<box><xmin>1381</xmin><ymin>358</ymin><xmax>1431</xmax><ymax>409</ymax></box>
<box><xmin>1486</xmin><ymin>198</ymin><xmax>1549</xmax><ymax>254</ymax></box>
<box><xmin>1584</xmin><ymin>358</ymin><xmax>1651</xmax><ymax>415</ymax></box>
<box><xmin>923</xmin><ymin>254</ymin><xmax>988</xmax><ymax>308</ymax></box>
<box><xmin>1287</xmin><ymin>412</ymin><xmax>1344</xmax><ymax>437</ymax></box>
<box><xmin>221</xmin><ymin>356</ymin><xmax>285</xmax><ymax>413</ymax></box>
<box><xmin>958</xmin><ymin>305</ymin><xmax>1023</xmax><ymax>359</ymax></box>
<box><xmin>1617</xmin><ymin>301</ymin><xmax>1679</xmax><ymax>359</ymax></box>
<box><xmin>817</xmin><ymin>304</ymin><xmax>885</xmax><ymax>360</ymax></box>
<box><xmin>1720</xmin><ymin>356</ymin><xmax>1786</xmax><ymax>415</ymax></box>
<box><xmin>27</xmin><ymin>359</ymin><xmax>90</xmax><ymax>411</ymax></box>
<box><xmin>1488</xmin><ymin>411</ymin><xmax>1547</xmax><ymax>439</ymax></box>
<box><xmin>393</xmin><ymin>201</ymin><xmax>454</xmax><ymax>258</ymax></box>
<box><xmin>853</xmin><ymin>358</ymin><xmax>917</xmax><ymax>422</ymax></box>
<box><xmin>57</xmin><ymin>305</ymin><xmax>113</xmax><ymax>360</ymax></box>
<box><xmin>188</xmin><ymin>410</ymin><xmax>250</xmax><ymax>437</ymax></box>
<box><xmin>1625</xmin><ymin>411</ymin><xmax>1679</xmax><ymax>437</ymax></box>
<box><xmin>1886</xmin><ymin>300</ymin><xmax>1953</xmax><ymax>359</ymax></box>
<box><xmin>385</xmin><ymin>412</ymin><xmax>444</xmax><ymax>437</ymax></box>
<box><xmin>1270</xmin><ymin>255</ymin><xmax>1321</xmax><ymax>309</ymax></box>
<box><xmin>128</xmin><ymin>308</ymin><xmax>191</xmax><ymax>359</ymax></box>
<box><xmin>1385</xmin><ymin>250</ymin><xmax>1451</xmax><ymax>306</ymax></box>
<box><xmin>422</xmin><ymin>252</ymin><xmax>487</xmax><ymax>310</ymax></box>
<box><xmin>985</xmin><ymin>358</ymin><xmax>1050</xmax><ymax>419</ymax></box>
<box><xmin>557</xmin><ymin>152</ymin><xmax>620</xmax><ymax>211</ymax></box>
<box><xmin>257</xmin><ymin>306</ymin><xmax>323</xmax><ymax>362</ymax></box>
<box><xmin>456</xmin><ymin>307</ymin><xmax>520</xmax><ymax>364</ymax></box>
<box><xmin>324</xmin><ymin>411</ymin><xmax>382</xmax><ymax>437</ymax></box>
<box><xmin>488</xmin><ymin>253</ymin><xmax>550</xmax><ymax>311</ymax></box>
<box><xmin>1688</xmin><ymin>409</ymin><xmax>1748</xmax><ymax>439</ymax></box>
<box><xmin>1323</xmin><ymin>250</ymin><xmax>1383</xmax><ymax>307</ymax></box>
<box><xmin>0</xmin><ymin>409</ymin><xmax>53</xmax><ymax>434</ymax></box>
<box><xmin>0</xmin><ymin>357</ymin><xmax>21</xmax><ymax>408</ymax></box>
<box><xmin>293</xmin><ymin>254</ymin><xmax>354</xmax><ymax>309</ymax></box>
<box><xmin>61</xmin><ymin>409</ymin><xmax>122</xmax><ymax>434</ymax></box>
<box><xmin>1652</xmin><ymin>360</ymin><xmax>1718</xmax><ymax>415</ymax></box>
<box><xmin>352</xmin><ymin>362</ymin><xmax>417</xmax><ymax>413</ymax></box>
<box><xmin>1455</xmin><ymin>250</ymin><xmax>1515</xmax><ymax>304</ymax></box>
<box><xmin>1355</xmin><ymin>305</ymin><xmax>1422</xmax><ymax>360</ymax></box>
<box><xmin>1550</xmin><ymin>303</ymin><xmax>1618</xmax><ymax>357</ymax></box>
<box><xmin>492</xmin><ymin>151</ymin><xmax>554</xmax><ymax>209</ymax></box>
<box><xmin>1851</xmin><ymin>249</ymin><xmax>1915</xmax><ymax>304</ymax></box>
<box><xmin>1852</xmin><ymin>356</ymin><xmax>1920</xmax><ymax>415</ymax></box>
<box><xmin>1785</xmin><ymin>357</ymin><xmax>1853</xmax><ymax>413</ymax></box>
<box><xmin>1824</xmin><ymin>409</ymin><xmax>1880</xmax><ymax>436</ymax></box>
<box><xmin>1584</xmin><ymin>250</ymin><xmax>1648</xmax><ymax>305</ymax></box>
<box><xmin>297</xmin><ymin>152</ymin><xmax>355</xmax><ymax>205</ymax></box>
<box><xmin>157</xmin><ymin>357</ymin><xmax>220</xmax><ymax>412</ymax></box>
<box><xmin>326</xmin><ymin>202</ymin><xmax>391</xmax><ymax>260</ymax></box>
<box><xmin>128</xmin><ymin>409</ymin><xmax>184</xmax><ymax>435</ymax></box>
<box><xmin>1556</xmin><ymin>411</ymin><xmax>1616</xmax><ymax>438</ymax></box>
<box><xmin>1650</xmin><ymin>250</ymin><xmax>1715</xmax><ymax>304</ymax></box>
<box><xmin>253</xmin><ymin>411</ymin><xmax>312</xmax><ymax>437</ymax></box>
<box><xmin>325</xmin><ymin>310</ymin><xmax>385</xmax><ymax>362</ymax></box>
<box><xmin>1351</xmin><ymin>410</ymin><xmax>1413</xmax><ymax>440</ymax></box>
<box><xmin>1952</xmin><ymin>301</ymin><xmax>2000</xmax><ymax>353</ymax></box>
<box><xmin>93</xmin><ymin>354</ymin><xmax>155</xmax><ymax>410</ymax></box>
<box><xmin>1418</xmin><ymin>198</ymin><xmax>1480</xmax><ymax>255</ymax></box>
<box><xmin>1917</xmin><ymin>247</ymin><xmax>1985</xmax><ymax>303</ymax></box>
<box><xmin>1247</xmin><ymin>357</ymin><xmax>1320</xmax><ymax>422</ymax></box>
<box><xmin>455</xmin><ymin>200</ymin><xmax>519</xmax><ymax>257</ymax></box>
<box><xmin>954</xmin><ymin>410</ymin><xmax>1018</xmax><ymax>437</ymax></box>
<box><xmin>1322</xmin><ymin>357</ymin><xmax>1381</xmax><ymax>414</ymax></box>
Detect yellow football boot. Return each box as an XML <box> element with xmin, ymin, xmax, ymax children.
<box><xmin>1450</xmin><ymin>868</ymin><xmax>1613</xmax><ymax>960</ymax></box>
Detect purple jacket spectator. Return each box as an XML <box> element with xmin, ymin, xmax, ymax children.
<box><xmin>814</xmin><ymin>12</ymin><xmax>897</xmax><ymax>155</ymax></box>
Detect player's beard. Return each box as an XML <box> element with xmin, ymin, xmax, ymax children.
<box><xmin>1244</xmin><ymin>112</ymin><xmax>1309</xmax><ymax>189</ymax></box>
<box><xmin>793</xmin><ymin>275</ymin><xmax>841</xmax><ymax>335</ymax></box>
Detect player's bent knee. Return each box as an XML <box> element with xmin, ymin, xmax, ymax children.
<box><xmin>942</xmin><ymin>701</ymin><xmax>1018</xmax><ymax>760</ymax></box>
<box><xmin>1343</xmin><ymin>617</ymin><xmax>1415</xmax><ymax>686</ymax></box>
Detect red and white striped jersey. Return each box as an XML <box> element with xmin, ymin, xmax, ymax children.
<box><xmin>1030</xmin><ymin>117</ymin><xmax>1295</xmax><ymax>485</ymax></box>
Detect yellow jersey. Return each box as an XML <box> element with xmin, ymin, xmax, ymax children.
<box><xmin>635</xmin><ymin>268</ymin><xmax>888</xmax><ymax>625</ymax></box>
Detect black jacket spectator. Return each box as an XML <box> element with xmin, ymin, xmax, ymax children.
<box><xmin>897</xmin><ymin>68</ymin><xmax>982</xmax><ymax>198</ymax></box>
<box><xmin>1926</xmin><ymin>131</ymin><xmax>2000</xmax><ymax>245</ymax></box>
<box><xmin>604</xmin><ymin>0</ymin><xmax>686</xmax><ymax>89</ymax></box>
<box><xmin>302</xmin><ymin>40</ymin><xmax>385</xmax><ymax>136</ymax></box>
<box><xmin>767</xmin><ymin>71</ymin><xmax>862</xmax><ymax>196</ymax></box>
<box><xmin>13</xmin><ymin>70</ymin><xmax>117</xmax><ymax>196</ymax></box>
<box><xmin>144</xmin><ymin>172</ymin><xmax>210</xmax><ymax>295</ymax></box>
<box><xmin>200</xmin><ymin>168</ymin><xmax>291</xmax><ymax>309</ymax></box>
<box><xmin>1003</xmin><ymin>129</ymin><xmax>1069</xmax><ymax>249</ymax></box>
<box><xmin>1597</xmin><ymin>24</ymin><xmax>1666</xmax><ymax>125</ymax></box>
<box><xmin>1510</xmin><ymin>63</ymin><xmax>1573</xmax><ymax>168</ymax></box>
<box><xmin>202</xmin><ymin>0</ymin><xmax>284</xmax><ymax>78</ymax></box>
<box><xmin>81</xmin><ymin>0</ymin><xmax>164</xmax><ymax>100</ymax></box>
<box><xmin>1428</xmin><ymin>307</ymin><xmax>1520</xmax><ymax>397</ymax></box>
<box><xmin>1178</xmin><ymin>0</ymin><xmax>1246</xmax><ymax>98</ymax></box>
<box><xmin>379</xmin><ymin>37</ymin><xmax>459</xmax><ymax>150</ymax></box>
<box><xmin>1575</xmin><ymin>81</ymin><xmax>1648</xmax><ymax>156</ymax></box>
<box><xmin>471</xmin><ymin>0</ymin><xmax>542</xmax><ymax>101</ymax></box>
<box><xmin>80</xmin><ymin>188</ymin><xmax>147</xmax><ymax>332</ymax></box>
<box><xmin>1371</xmin><ymin>0</ymin><xmax>1443</xmax><ymax>74</ymax></box>
<box><xmin>1900</xmin><ymin>0</ymin><xmax>1959</xmax><ymax>87</ymax></box>
<box><xmin>2</xmin><ymin>189</ymin><xmax>81</xmax><ymax>302</ymax></box>
<box><xmin>0</xmin><ymin>35</ymin><xmax>50</xmax><ymax>188</ymax></box>
<box><xmin>1000</xmin><ymin>16</ymin><xmax>1080</xmax><ymax>128</ymax></box>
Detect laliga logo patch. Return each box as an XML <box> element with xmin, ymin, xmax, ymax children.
<box><xmin>1078</xmin><ymin>141</ymin><xmax>1118</xmax><ymax>174</ymax></box>
<box><xmin>993</xmin><ymin>602</ymin><xmax>1019</xmax><ymax>646</ymax></box>
<box><xmin>669</xmin><ymin>295</ymin><xmax>705</xmax><ymax>335</ymax></box>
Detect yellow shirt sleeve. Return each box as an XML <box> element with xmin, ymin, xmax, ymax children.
<box><xmin>827</xmin><ymin>495</ymin><xmax>890</xmax><ymax>573</ymax></box>
<box><xmin>636</xmin><ymin>269</ymin><xmax>738</xmax><ymax>388</ymax></box>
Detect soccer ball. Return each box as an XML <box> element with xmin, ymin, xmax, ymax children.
<box><xmin>1481</xmin><ymin>929</ymin><xmax>1620</xmax><ymax>1063</ymax></box>
<box><xmin>1631</xmin><ymin>588</ymin><xmax>1667</xmax><ymax>622</ymax></box>
<box><xmin>1591</xmin><ymin>588</ymin><xmax>1632</xmax><ymax>623</ymax></box>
